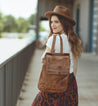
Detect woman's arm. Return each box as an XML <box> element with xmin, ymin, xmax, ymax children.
<box><xmin>41</xmin><ymin>46</ymin><xmax>51</xmax><ymax>63</ymax></box>
<box><xmin>73</xmin><ymin>57</ymin><xmax>78</xmax><ymax>77</ymax></box>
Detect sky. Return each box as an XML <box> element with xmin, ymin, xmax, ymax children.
<box><xmin>0</xmin><ymin>0</ymin><xmax>49</xmax><ymax>31</ymax></box>
<box><xmin>0</xmin><ymin>0</ymin><xmax>38</xmax><ymax>19</ymax></box>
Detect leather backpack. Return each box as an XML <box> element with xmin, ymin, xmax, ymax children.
<box><xmin>38</xmin><ymin>34</ymin><xmax>70</xmax><ymax>93</ymax></box>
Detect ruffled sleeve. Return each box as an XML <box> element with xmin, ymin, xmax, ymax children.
<box><xmin>46</xmin><ymin>36</ymin><xmax>53</xmax><ymax>49</ymax></box>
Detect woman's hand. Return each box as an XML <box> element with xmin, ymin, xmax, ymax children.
<box><xmin>73</xmin><ymin>57</ymin><xmax>78</xmax><ymax>77</ymax></box>
<box><xmin>41</xmin><ymin>55</ymin><xmax>45</xmax><ymax>63</ymax></box>
<box><xmin>41</xmin><ymin>46</ymin><xmax>51</xmax><ymax>63</ymax></box>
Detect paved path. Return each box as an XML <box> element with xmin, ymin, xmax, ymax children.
<box><xmin>16</xmin><ymin>49</ymin><xmax>98</xmax><ymax>106</ymax></box>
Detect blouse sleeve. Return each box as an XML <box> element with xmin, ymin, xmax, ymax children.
<box><xmin>46</xmin><ymin>36</ymin><xmax>53</xmax><ymax>49</ymax></box>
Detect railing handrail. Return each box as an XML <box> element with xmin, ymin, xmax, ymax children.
<box><xmin>0</xmin><ymin>37</ymin><xmax>36</xmax><ymax>106</ymax></box>
<box><xmin>0</xmin><ymin>38</ymin><xmax>35</xmax><ymax>69</ymax></box>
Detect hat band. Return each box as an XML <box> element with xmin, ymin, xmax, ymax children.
<box><xmin>53</xmin><ymin>8</ymin><xmax>70</xmax><ymax>17</ymax></box>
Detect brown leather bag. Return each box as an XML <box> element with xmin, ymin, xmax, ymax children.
<box><xmin>38</xmin><ymin>35</ymin><xmax>70</xmax><ymax>93</ymax></box>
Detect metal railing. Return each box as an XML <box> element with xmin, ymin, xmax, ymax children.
<box><xmin>0</xmin><ymin>39</ymin><xmax>36</xmax><ymax>106</ymax></box>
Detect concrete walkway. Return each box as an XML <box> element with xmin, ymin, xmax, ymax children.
<box><xmin>16</xmin><ymin>49</ymin><xmax>98</xmax><ymax>106</ymax></box>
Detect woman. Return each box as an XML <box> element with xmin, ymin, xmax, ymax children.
<box><xmin>32</xmin><ymin>5</ymin><xmax>82</xmax><ymax>106</ymax></box>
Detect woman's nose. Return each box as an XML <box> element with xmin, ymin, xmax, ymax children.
<box><xmin>51</xmin><ymin>22</ymin><xmax>55</xmax><ymax>27</ymax></box>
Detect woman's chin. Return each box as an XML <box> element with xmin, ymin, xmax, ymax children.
<box><xmin>53</xmin><ymin>31</ymin><xmax>59</xmax><ymax>34</ymax></box>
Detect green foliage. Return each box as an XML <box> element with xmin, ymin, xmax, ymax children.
<box><xmin>28</xmin><ymin>14</ymin><xmax>36</xmax><ymax>25</ymax></box>
<box><xmin>40</xmin><ymin>21</ymin><xmax>47</xmax><ymax>32</ymax></box>
<box><xmin>40</xmin><ymin>26</ymin><xmax>46</xmax><ymax>32</ymax></box>
<box><xmin>0</xmin><ymin>33</ymin><xmax>3</xmax><ymax>38</ymax></box>
<box><xmin>0</xmin><ymin>12</ymin><xmax>4</xmax><ymax>33</ymax></box>
<box><xmin>3</xmin><ymin>15</ymin><xmax>17</xmax><ymax>32</ymax></box>
<box><xmin>16</xmin><ymin>17</ymin><xmax>30</xmax><ymax>33</ymax></box>
<box><xmin>0</xmin><ymin>12</ymin><xmax>36</xmax><ymax>33</ymax></box>
<box><xmin>18</xmin><ymin>34</ymin><xmax>23</xmax><ymax>39</ymax></box>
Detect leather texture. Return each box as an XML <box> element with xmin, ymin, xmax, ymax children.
<box><xmin>38</xmin><ymin>34</ymin><xmax>70</xmax><ymax>93</ymax></box>
<box><xmin>46</xmin><ymin>53</ymin><xmax>70</xmax><ymax>75</ymax></box>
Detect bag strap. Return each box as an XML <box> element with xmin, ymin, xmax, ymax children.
<box><xmin>59</xmin><ymin>35</ymin><xmax>63</xmax><ymax>53</ymax></box>
<box><xmin>51</xmin><ymin>35</ymin><xmax>63</xmax><ymax>53</ymax></box>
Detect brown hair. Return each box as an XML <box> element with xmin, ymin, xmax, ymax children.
<box><xmin>48</xmin><ymin>14</ymin><xmax>82</xmax><ymax>59</ymax></box>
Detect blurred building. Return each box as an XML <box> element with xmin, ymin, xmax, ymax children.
<box><xmin>36</xmin><ymin>0</ymin><xmax>98</xmax><ymax>54</ymax></box>
<box><xmin>73</xmin><ymin>0</ymin><xmax>98</xmax><ymax>54</ymax></box>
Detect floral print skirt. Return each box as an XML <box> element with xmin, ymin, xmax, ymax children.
<box><xmin>32</xmin><ymin>72</ymin><xmax>78</xmax><ymax>106</ymax></box>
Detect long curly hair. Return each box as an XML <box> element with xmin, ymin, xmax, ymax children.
<box><xmin>47</xmin><ymin>14</ymin><xmax>82</xmax><ymax>59</ymax></box>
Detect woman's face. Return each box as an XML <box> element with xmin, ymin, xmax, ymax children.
<box><xmin>50</xmin><ymin>15</ymin><xmax>64</xmax><ymax>34</ymax></box>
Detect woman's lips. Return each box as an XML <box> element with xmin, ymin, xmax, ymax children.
<box><xmin>53</xmin><ymin>28</ymin><xmax>57</xmax><ymax>30</ymax></box>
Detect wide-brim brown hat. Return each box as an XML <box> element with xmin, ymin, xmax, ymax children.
<box><xmin>45</xmin><ymin>5</ymin><xmax>76</xmax><ymax>25</ymax></box>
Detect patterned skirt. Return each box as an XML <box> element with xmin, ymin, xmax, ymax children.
<box><xmin>32</xmin><ymin>72</ymin><xmax>78</xmax><ymax>106</ymax></box>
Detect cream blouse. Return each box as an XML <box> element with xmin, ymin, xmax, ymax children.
<box><xmin>46</xmin><ymin>34</ymin><xmax>73</xmax><ymax>73</ymax></box>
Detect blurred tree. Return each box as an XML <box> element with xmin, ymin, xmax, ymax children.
<box><xmin>0</xmin><ymin>12</ymin><xmax>4</xmax><ymax>34</ymax></box>
<box><xmin>40</xmin><ymin>26</ymin><xmax>46</xmax><ymax>31</ymax></box>
<box><xmin>28</xmin><ymin>14</ymin><xmax>36</xmax><ymax>25</ymax></box>
<box><xmin>1</xmin><ymin>13</ymin><xmax>36</xmax><ymax>33</ymax></box>
<box><xmin>3</xmin><ymin>15</ymin><xmax>17</xmax><ymax>32</ymax></box>
<box><xmin>40</xmin><ymin>21</ymin><xmax>46</xmax><ymax>32</ymax></box>
<box><xmin>16</xmin><ymin>17</ymin><xmax>30</xmax><ymax>32</ymax></box>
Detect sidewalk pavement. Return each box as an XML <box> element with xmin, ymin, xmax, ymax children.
<box><xmin>16</xmin><ymin>49</ymin><xmax>98</xmax><ymax>106</ymax></box>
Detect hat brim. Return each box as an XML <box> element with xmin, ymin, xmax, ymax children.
<box><xmin>45</xmin><ymin>11</ymin><xmax>76</xmax><ymax>25</ymax></box>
